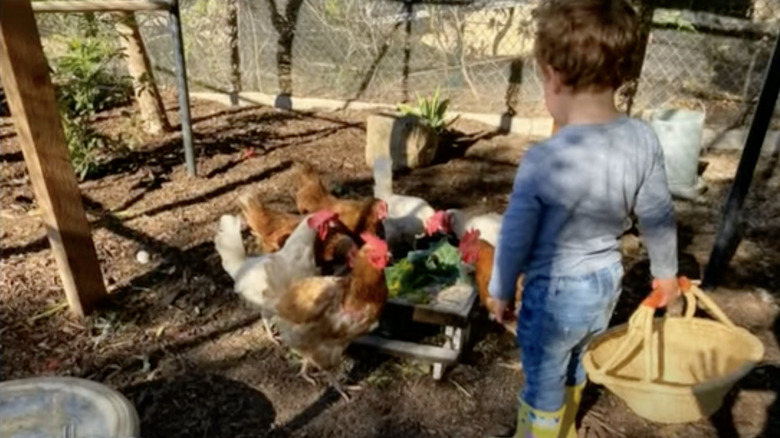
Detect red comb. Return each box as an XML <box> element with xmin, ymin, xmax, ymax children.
<box><xmin>458</xmin><ymin>228</ymin><xmax>481</xmax><ymax>264</ymax></box>
<box><xmin>360</xmin><ymin>232</ymin><xmax>388</xmax><ymax>252</ymax></box>
<box><xmin>462</xmin><ymin>228</ymin><xmax>480</xmax><ymax>242</ymax></box>
<box><xmin>425</xmin><ymin>210</ymin><xmax>449</xmax><ymax>235</ymax></box>
<box><xmin>306</xmin><ymin>209</ymin><xmax>338</xmax><ymax>228</ymax></box>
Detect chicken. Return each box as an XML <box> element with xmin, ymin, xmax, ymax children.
<box><xmin>293</xmin><ymin>162</ymin><xmax>388</xmax><ymax>236</ymax></box>
<box><xmin>413</xmin><ymin>209</ymin><xmax>459</xmax><ymax>251</ymax></box>
<box><xmin>372</xmin><ymin>157</ymin><xmax>436</xmax><ymax>253</ymax></box>
<box><xmin>214</xmin><ymin>209</ymin><xmax>338</xmax><ymax>344</ymax></box>
<box><xmin>238</xmin><ymin>192</ymin><xmax>302</xmax><ymax>253</ymax></box>
<box><xmin>293</xmin><ymin>161</ymin><xmax>335</xmax><ymax>214</ymax></box>
<box><xmin>423</xmin><ymin>210</ymin><xmax>452</xmax><ymax>236</ymax></box>
<box><xmin>459</xmin><ymin>229</ymin><xmax>522</xmax><ymax>335</ymax></box>
<box><xmin>315</xmin><ymin>218</ymin><xmax>360</xmax><ymax>276</ymax></box>
<box><xmin>274</xmin><ymin>233</ymin><xmax>391</xmax><ymax>401</ymax></box>
<box><xmin>447</xmin><ymin>208</ymin><xmax>503</xmax><ymax>247</ymax></box>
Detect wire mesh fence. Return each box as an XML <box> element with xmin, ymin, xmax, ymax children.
<box><xmin>33</xmin><ymin>0</ymin><xmax>780</xmax><ymax>129</ymax></box>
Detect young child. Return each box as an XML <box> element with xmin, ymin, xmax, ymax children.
<box><xmin>488</xmin><ymin>1</ymin><xmax>680</xmax><ymax>437</ymax></box>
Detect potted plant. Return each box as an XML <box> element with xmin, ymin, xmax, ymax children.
<box><xmin>366</xmin><ymin>88</ymin><xmax>456</xmax><ymax>170</ymax></box>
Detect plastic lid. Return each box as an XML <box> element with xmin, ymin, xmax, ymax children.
<box><xmin>0</xmin><ymin>377</ymin><xmax>140</xmax><ymax>438</ymax></box>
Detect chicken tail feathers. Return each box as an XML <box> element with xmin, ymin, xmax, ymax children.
<box><xmin>237</xmin><ymin>192</ymin><xmax>263</xmax><ymax>215</ymax></box>
<box><xmin>237</xmin><ymin>192</ymin><xmax>266</xmax><ymax>236</ymax></box>
<box><xmin>214</xmin><ymin>214</ymin><xmax>246</xmax><ymax>279</ymax></box>
<box><xmin>372</xmin><ymin>156</ymin><xmax>394</xmax><ymax>201</ymax></box>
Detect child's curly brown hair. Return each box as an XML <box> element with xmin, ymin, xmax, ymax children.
<box><xmin>534</xmin><ymin>0</ymin><xmax>640</xmax><ymax>91</ymax></box>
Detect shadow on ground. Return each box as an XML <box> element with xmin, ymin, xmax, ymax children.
<box><xmin>124</xmin><ymin>373</ymin><xmax>275</xmax><ymax>438</ymax></box>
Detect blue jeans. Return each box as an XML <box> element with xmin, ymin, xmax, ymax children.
<box><xmin>517</xmin><ymin>262</ymin><xmax>623</xmax><ymax>412</ymax></box>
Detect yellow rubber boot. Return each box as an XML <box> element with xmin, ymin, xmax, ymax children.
<box><xmin>487</xmin><ymin>398</ymin><xmax>566</xmax><ymax>438</ymax></box>
<box><xmin>559</xmin><ymin>383</ymin><xmax>585</xmax><ymax>438</ymax></box>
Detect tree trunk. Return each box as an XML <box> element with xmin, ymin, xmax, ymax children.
<box><xmin>266</xmin><ymin>0</ymin><xmax>305</xmax><ymax>98</ymax></box>
<box><xmin>115</xmin><ymin>12</ymin><xmax>169</xmax><ymax>134</ymax></box>
<box><xmin>228</xmin><ymin>0</ymin><xmax>241</xmax><ymax>106</ymax></box>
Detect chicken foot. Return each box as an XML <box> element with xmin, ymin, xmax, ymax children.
<box><xmin>326</xmin><ymin>372</ymin><xmax>362</xmax><ymax>403</ymax></box>
<box><xmin>262</xmin><ymin>318</ymin><xmax>282</xmax><ymax>346</ymax></box>
<box><xmin>296</xmin><ymin>358</ymin><xmax>360</xmax><ymax>402</ymax></box>
<box><xmin>297</xmin><ymin>360</ymin><xmax>326</xmax><ymax>386</ymax></box>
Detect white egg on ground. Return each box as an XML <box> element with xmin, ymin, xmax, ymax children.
<box><xmin>136</xmin><ymin>250</ymin><xmax>150</xmax><ymax>265</ymax></box>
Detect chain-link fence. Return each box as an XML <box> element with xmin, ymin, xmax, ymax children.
<box><xmin>35</xmin><ymin>0</ymin><xmax>780</xmax><ymax>129</ymax></box>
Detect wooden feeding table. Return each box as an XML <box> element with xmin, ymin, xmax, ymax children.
<box><xmin>353</xmin><ymin>282</ymin><xmax>478</xmax><ymax>380</ymax></box>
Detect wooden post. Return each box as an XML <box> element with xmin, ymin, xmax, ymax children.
<box><xmin>31</xmin><ymin>0</ymin><xmax>172</xmax><ymax>13</ymax></box>
<box><xmin>1</xmin><ymin>0</ymin><xmax>107</xmax><ymax>317</ymax></box>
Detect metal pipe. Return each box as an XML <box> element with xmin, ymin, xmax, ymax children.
<box><xmin>701</xmin><ymin>31</ymin><xmax>780</xmax><ymax>289</ymax></box>
<box><xmin>168</xmin><ymin>0</ymin><xmax>196</xmax><ymax>176</ymax></box>
<box><xmin>32</xmin><ymin>0</ymin><xmax>173</xmax><ymax>13</ymax></box>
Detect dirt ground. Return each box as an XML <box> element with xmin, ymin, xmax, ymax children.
<box><xmin>1</xmin><ymin>96</ymin><xmax>779</xmax><ymax>438</ymax></box>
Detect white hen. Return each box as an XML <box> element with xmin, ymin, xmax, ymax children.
<box><xmin>447</xmin><ymin>209</ymin><xmax>503</xmax><ymax>247</ymax></box>
<box><xmin>372</xmin><ymin>157</ymin><xmax>436</xmax><ymax>250</ymax></box>
<box><xmin>214</xmin><ymin>211</ymin><xmax>335</xmax><ymax>342</ymax></box>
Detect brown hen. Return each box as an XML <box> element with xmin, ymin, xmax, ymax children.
<box><xmin>293</xmin><ymin>162</ymin><xmax>388</xmax><ymax>236</ymax></box>
<box><xmin>238</xmin><ymin>192</ymin><xmax>302</xmax><ymax>253</ymax></box>
<box><xmin>274</xmin><ymin>233</ymin><xmax>390</xmax><ymax>401</ymax></box>
<box><xmin>459</xmin><ymin>229</ymin><xmax>523</xmax><ymax>334</ymax></box>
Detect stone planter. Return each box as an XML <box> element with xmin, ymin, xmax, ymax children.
<box><xmin>366</xmin><ymin>112</ymin><xmax>440</xmax><ymax>170</ymax></box>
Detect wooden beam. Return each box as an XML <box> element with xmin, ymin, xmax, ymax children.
<box><xmin>352</xmin><ymin>335</ymin><xmax>460</xmax><ymax>365</ymax></box>
<box><xmin>31</xmin><ymin>0</ymin><xmax>172</xmax><ymax>13</ymax></box>
<box><xmin>1</xmin><ymin>0</ymin><xmax>108</xmax><ymax>317</ymax></box>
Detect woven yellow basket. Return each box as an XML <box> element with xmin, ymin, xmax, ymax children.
<box><xmin>583</xmin><ymin>281</ymin><xmax>765</xmax><ymax>424</ymax></box>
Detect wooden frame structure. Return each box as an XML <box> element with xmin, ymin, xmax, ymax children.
<box><xmin>31</xmin><ymin>0</ymin><xmax>196</xmax><ymax>176</ymax></box>
<box><xmin>0</xmin><ymin>0</ymin><xmax>195</xmax><ymax>316</ymax></box>
<box><xmin>353</xmin><ymin>285</ymin><xmax>478</xmax><ymax>380</ymax></box>
<box><xmin>1</xmin><ymin>0</ymin><xmax>107</xmax><ymax>317</ymax></box>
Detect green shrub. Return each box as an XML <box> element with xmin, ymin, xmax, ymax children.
<box><xmin>52</xmin><ymin>37</ymin><xmax>131</xmax><ymax>179</ymax></box>
<box><xmin>60</xmin><ymin>113</ymin><xmax>108</xmax><ymax>179</ymax></box>
<box><xmin>53</xmin><ymin>38</ymin><xmax>132</xmax><ymax>116</ymax></box>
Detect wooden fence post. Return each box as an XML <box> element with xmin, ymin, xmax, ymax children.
<box><xmin>1</xmin><ymin>0</ymin><xmax>108</xmax><ymax>317</ymax></box>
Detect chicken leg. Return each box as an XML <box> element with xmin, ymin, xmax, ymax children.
<box><xmin>262</xmin><ymin>318</ymin><xmax>282</xmax><ymax>346</ymax></box>
<box><xmin>325</xmin><ymin>372</ymin><xmax>362</xmax><ymax>403</ymax></box>
<box><xmin>298</xmin><ymin>360</ymin><xmax>319</xmax><ymax>386</ymax></box>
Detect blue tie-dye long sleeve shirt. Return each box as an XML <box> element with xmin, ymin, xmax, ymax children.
<box><xmin>488</xmin><ymin>116</ymin><xmax>678</xmax><ymax>302</ymax></box>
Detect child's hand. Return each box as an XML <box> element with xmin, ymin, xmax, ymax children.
<box><xmin>647</xmin><ymin>277</ymin><xmax>681</xmax><ymax>308</ymax></box>
<box><xmin>490</xmin><ymin>298</ymin><xmax>511</xmax><ymax>323</ymax></box>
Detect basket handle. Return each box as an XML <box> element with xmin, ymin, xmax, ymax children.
<box><xmin>681</xmin><ymin>283</ymin><xmax>737</xmax><ymax>329</ymax></box>
<box><xmin>590</xmin><ymin>277</ymin><xmax>700</xmax><ymax>382</ymax></box>
<box><xmin>589</xmin><ymin>302</ymin><xmax>655</xmax><ymax>382</ymax></box>
<box><xmin>590</xmin><ymin>278</ymin><xmax>738</xmax><ymax>382</ymax></box>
